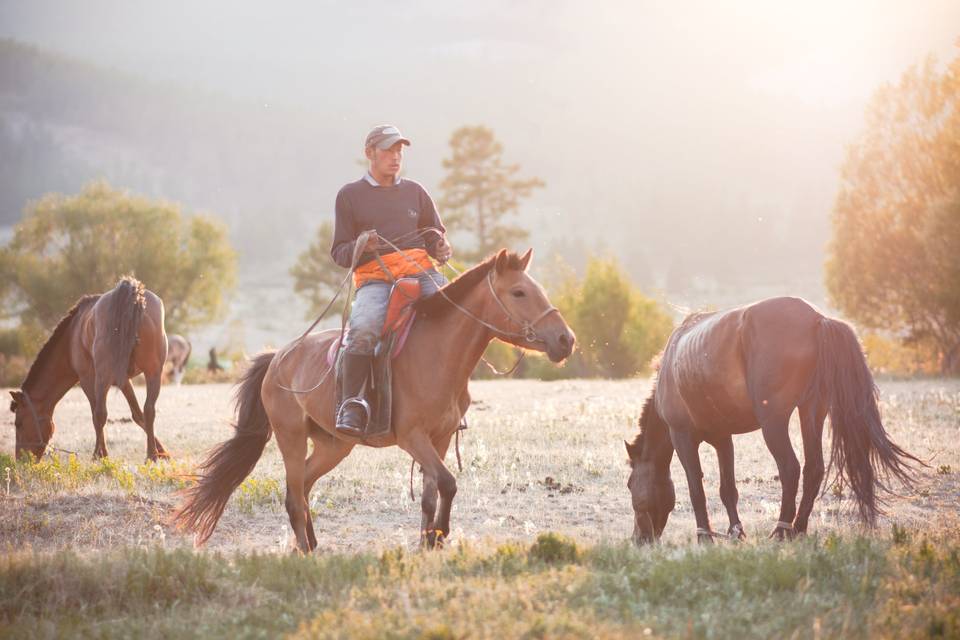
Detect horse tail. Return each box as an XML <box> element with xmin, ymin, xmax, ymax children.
<box><xmin>172</xmin><ymin>351</ymin><xmax>275</xmax><ymax>544</ymax></box>
<box><xmin>804</xmin><ymin>317</ymin><xmax>922</xmax><ymax>525</ymax></box>
<box><xmin>105</xmin><ymin>276</ymin><xmax>146</xmax><ymax>387</ymax></box>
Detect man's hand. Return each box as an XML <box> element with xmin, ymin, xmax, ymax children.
<box><xmin>362</xmin><ymin>230</ymin><xmax>380</xmax><ymax>252</ymax></box>
<box><xmin>435</xmin><ymin>236</ymin><xmax>453</xmax><ymax>264</ymax></box>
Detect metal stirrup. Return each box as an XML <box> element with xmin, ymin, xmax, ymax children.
<box><xmin>337</xmin><ymin>397</ymin><xmax>370</xmax><ymax>426</ymax></box>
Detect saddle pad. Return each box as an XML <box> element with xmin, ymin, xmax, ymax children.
<box><xmin>327</xmin><ymin>278</ymin><xmax>421</xmax><ymax>368</ymax></box>
<box><xmin>382</xmin><ymin>278</ymin><xmax>421</xmax><ymax>336</ymax></box>
<box><xmin>325</xmin><ymin>311</ymin><xmax>416</xmax><ymax>369</ymax></box>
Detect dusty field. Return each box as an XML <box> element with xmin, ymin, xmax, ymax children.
<box><xmin>1</xmin><ymin>378</ymin><xmax>958</xmax><ymax>553</ymax></box>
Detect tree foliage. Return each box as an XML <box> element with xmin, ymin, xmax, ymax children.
<box><xmin>289</xmin><ymin>221</ymin><xmax>345</xmax><ymax>319</ymax></box>
<box><xmin>439</xmin><ymin>125</ymin><xmax>543</xmax><ymax>261</ymax></box>
<box><xmin>826</xmin><ymin>51</ymin><xmax>960</xmax><ymax>373</ymax></box>
<box><xmin>1</xmin><ymin>181</ymin><xmax>237</xmax><ymax>352</ymax></box>
<box><xmin>540</xmin><ymin>256</ymin><xmax>673</xmax><ymax>379</ymax></box>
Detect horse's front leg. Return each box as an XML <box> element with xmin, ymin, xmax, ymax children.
<box><xmin>712</xmin><ymin>435</ymin><xmax>745</xmax><ymax>541</ymax></box>
<box><xmin>404</xmin><ymin>432</ymin><xmax>456</xmax><ymax>549</ymax></box>
<box><xmin>671</xmin><ymin>430</ymin><xmax>713</xmax><ymax>544</ymax></box>
<box><xmin>419</xmin><ymin>471</ymin><xmax>439</xmax><ymax>546</ymax></box>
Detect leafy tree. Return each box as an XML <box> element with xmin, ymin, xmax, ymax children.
<box><xmin>1</xmin><ymin>181</ymin><xmax>237</xmax><ymax>354</ymax></box>
<box><xmin>551</xmin><ymin>256</ymin><xmax>673</xmax><ymax>378</ymax></box>
<box><xmin>290</xmin><ymin>221</ymin><xmax>346</xmax><ymax>319</ymax></box>
<box><xmin>439</xmin><ymin>125</ymin><xmax>543</xmax><ymax>261</ymax></box>
<box><xmin>826</xmin><ymin>51</ymin><xmax>960</xmax><ymax>373</ymax></box>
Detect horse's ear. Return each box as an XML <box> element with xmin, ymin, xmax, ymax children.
<box><xmin>519</xmin><ymin>248</ymin><xmax>533</xmax><ymax>271</ymax></box>
<box><xmin>9</xmin><ymin>390</ymin><xmax>21</xmax><ymax>413</ymax></box>
<box><xmin>494</xmin><ymin>249</ymin><xmax>509</xmax><ymax>274</ymax></box>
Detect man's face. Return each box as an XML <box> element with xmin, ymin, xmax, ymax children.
<box><xmin>366</xmin><ymin>142</ymin><xmax>404</xmax><ymax>179</ymax></box>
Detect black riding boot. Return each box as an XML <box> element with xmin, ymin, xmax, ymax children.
<box><xmin>336</xmin><ymin>351</ymin><xmax>372</xmax><ymax>436</ymax></box>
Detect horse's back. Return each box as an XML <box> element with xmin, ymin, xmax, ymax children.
<box><xmin>661</xmin><ymin>297</ymin><xmax>824</xmax><ymax>433</ymax></box>
<box><xmin>267</xmin><ymin>330</ymin><xmax>341</xmax><ymax>433</ymax></box>
<box><xmin>661</xmin><ymin>306</ymin><xmax>754</xmax><ymax>431</ymax></box>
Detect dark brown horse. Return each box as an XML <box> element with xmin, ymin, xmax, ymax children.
<box><xmin>173</xmin><ymin>249</ymin><xmax>575</xmax><ymax>552</ymax></box>
<box><xmin>8</xmin><ymin>277</ymin><xmax>170</xmax><ymax>461</ymax></box>
<box><xmin>626</xmin><ymin>296</ymin><xmax>921</xmax><ymax>544</ymax></box>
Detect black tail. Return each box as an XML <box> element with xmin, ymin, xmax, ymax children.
<box><xmin>172</xmin><ymin>351</ymin><xmax>276</xmax><ymax>544</ymax></box>
<box><xmin>105</xmin><ymin>276</ymin><xmax>146</xmax><ymax>386</ymax></box>
<box><xmin>805</xmin><ymin>317</ymin><xmax>923</xmax><ymax>525</ymax></box>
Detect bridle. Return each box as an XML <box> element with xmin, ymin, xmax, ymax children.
<box><xmin>375</xmin><ymin>231</ymin><xmax>560</xmax><ymax>345</ymax></box>
<box><xmin>483</xmin><ymin>269</ymin><xmax>559</xmax><ymax>344</ymax></box>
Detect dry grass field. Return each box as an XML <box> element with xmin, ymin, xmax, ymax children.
<box><xmin>1</xmin><ymin>377</ymin><xmax>958</xmax><ymax>638</ymax></box>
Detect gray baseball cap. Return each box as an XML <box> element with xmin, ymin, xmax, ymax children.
<box><xmin>365</xmin><ymin>124</ymin><xmax>411</xmax><ymax>150</ymax></box>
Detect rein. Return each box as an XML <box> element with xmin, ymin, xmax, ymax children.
<box><xmin>377</xmin><ymin>233</ymin><xmax>559</xmax><ymax>345</ymax></box>
<box><xmin>275</xmin><ymin>231</ymin><xmax>374</xmax><ymax>394</ymax></box>
<box><xmin>276</xmin><ymin>229</ymin><xmax>557</xmax><ymax>393</ymax></box>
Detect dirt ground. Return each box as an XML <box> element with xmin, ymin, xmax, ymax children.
<box><xmin>1</xmin><ymin>377</ymin><xmax>958</xmax><ymax>553</ymax></box>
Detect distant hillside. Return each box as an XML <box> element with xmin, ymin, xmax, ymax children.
<box><xmin>0</xmin><ymin>39</ymin><xmax>350</xmax><ymax>263</ymax></box>
<box><xmin>0</xmin><ymin>38</ymin><xmax>833</xmax><ymax>311</ymax></box>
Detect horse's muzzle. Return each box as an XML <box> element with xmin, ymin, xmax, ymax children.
<box><xmin>632</xmin><ymin>511</ymin><xmax>656</xmax><ymax>545</ymax></box>
<box><xmin>546</xmin><ymin>328</ymin><xmax>576</xmax><ymax>363</ymax></box>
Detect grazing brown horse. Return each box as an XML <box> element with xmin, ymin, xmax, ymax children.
<box><xmin>164</xmin><ymin>334</ymin><xmax>191</xmax><ymax>385</ymax></box>
<box><xmin>174</xmin><ymin>249</ymin><xmax>575</xmax><ymax>552</ymax></box>
<box><xmin>626</xmin><ymin>297</ymin><xmax>921</xmax><ymax>544</ymax></box>
<box><xmin>8</xmin><ymin>277</ymin><xmax>170</xmax><ymax>461</ymax></box>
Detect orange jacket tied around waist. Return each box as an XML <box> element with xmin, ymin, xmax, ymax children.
<box><xmin>353</xmin><ymin>249</ymin><xmax>434</xmax><ymax>288</ymax></box>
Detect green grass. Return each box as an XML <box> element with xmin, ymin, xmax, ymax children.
<box><xmin>1</xmin><ymin>530</ymin><xmax>957</xmax><ymax>639</ymax></box>
<box><xmin>1</xmin><ymin>453</ymin><xmax>196</xmax><ymax>496</ymax></box>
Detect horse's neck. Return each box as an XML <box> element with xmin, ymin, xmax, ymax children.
<box><xmin>642</xmin><ymin>403</ymin><xmax>675</xmax><ymax>469</ymax></box>
<box><xmin>25</xmin><ymin>325</ymin><xmax>79</xmax><ymax>411</ymax></box>
<box><xmin>412</xmin><ymin>288</ymin><xmax>494</xmax><ymax>390</ymax></box>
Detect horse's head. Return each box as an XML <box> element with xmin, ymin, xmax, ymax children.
<box><xmin>9</xmin><ymin>390</ymin><xmax>52</xmax><ymax>461</ymax></box>
<box><xmin>485</xmin><ymin>248</ymin><xmax>576</xmax><ymax>362</ymax></box>
<box><xmin>625</xmin><ymin>397</ymin><xmax>675</xmax><ymax>544</ymax></box>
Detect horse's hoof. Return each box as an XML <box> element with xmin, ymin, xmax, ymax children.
<box><xmin>728</xmin><ymin>523</ymin><xmax>746</xmax><ymax>541</ymax></box>
<box><xmin>697</xmin><ymin>534</ymin><xmax>715</xmax><ymax>545</ymax></box>
<box><xmin>769</xmin><ymin>528</ymin><xmax>796</xmax><ymax>541</ymax></box>
<box><xmin>421</xmin><ymin>528</ymin><xmax>446</xmax><ymax>550</ymax></box>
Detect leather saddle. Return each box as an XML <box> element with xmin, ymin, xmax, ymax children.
<box><xmin>331</xmin><ymin>278</ymin><xmax>421</xmax><ymax>437</ymax></box>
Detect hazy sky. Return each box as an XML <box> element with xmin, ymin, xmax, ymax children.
<box><xmin>2</xmin><ymin>0</ymin><xmax>958</xmax><ymax>298</ymax></box>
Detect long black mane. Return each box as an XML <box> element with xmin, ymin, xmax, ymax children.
<box><xmin>21</xmin><ymin>295</ymin><xmax>100</xmax><ymax>390</ymax></box>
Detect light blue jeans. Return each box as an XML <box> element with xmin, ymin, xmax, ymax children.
<box><xmin>344</xmin><ymin>268</ymin><xmax>448</xmax><ymax>355</ymax></box>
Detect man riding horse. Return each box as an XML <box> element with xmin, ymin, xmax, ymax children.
<box><xmin>331</xmin><ymin>124</ymin><xmax>454</xmax><ymax>436</ymax></box>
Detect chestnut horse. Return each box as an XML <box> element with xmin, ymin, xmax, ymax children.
<box><xmin>626</xmin><ymin>296</ymin><xmax>921</xmax><ymax>544</ymax></box>
<box><xmin>8</xmin><ymin>277</ymin><xmax>169</xmax><ymax>461</ymax></box>
<box><xmin>174</xmin><ymin>249</ymin><xmax>575</xmax><ymax>552</ymax></box>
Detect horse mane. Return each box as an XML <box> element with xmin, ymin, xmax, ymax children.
<box><xmin>627</xmin><ymin>383</ymin><xmax>659</xmax><ymax>463</ymax></box>
<box><xmin>414</xmin><ymin>251</ymin><xmax>526</xmax><ymax>317</ymax></box>
<box><xmin>678</xmin><ymin>310</ymin><xmax>713</xmax><ymax>332</ymax></box>
<box><xmin>21</xmin><ymin>294</ymin><xmax>100</xmax><ymax>390</ymax></box>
